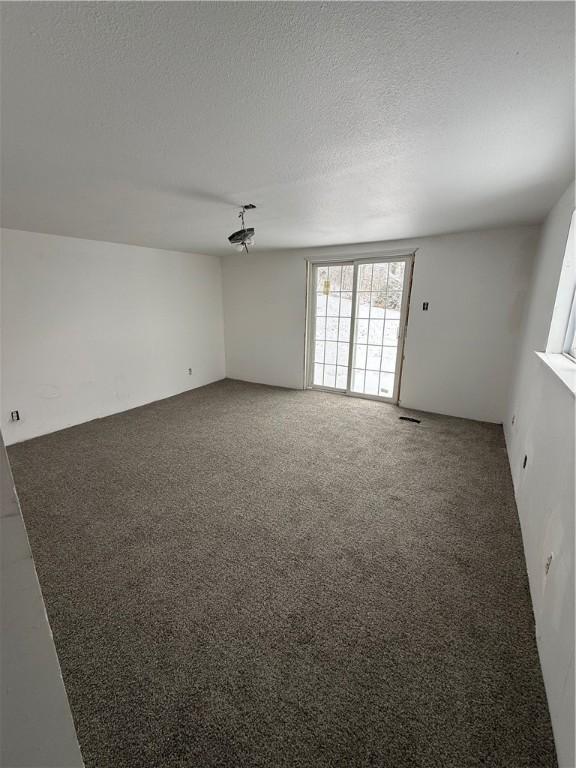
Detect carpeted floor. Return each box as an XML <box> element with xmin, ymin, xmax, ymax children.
<box><xmin>8</xmin><ymin>379</ymin><xmax>556</xmax><ymax>768</ymax></box>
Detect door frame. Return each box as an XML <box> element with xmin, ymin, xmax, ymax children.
<box><xmin>305</xmin><ymin>251</ymin><xmax>415</xmax><ymax>404</ymax></box>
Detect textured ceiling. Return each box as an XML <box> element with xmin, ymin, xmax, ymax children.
<box><xmin>1</xmin><ymin>2</ymin><xmax>574</xmax><ymax>256</ymax></box>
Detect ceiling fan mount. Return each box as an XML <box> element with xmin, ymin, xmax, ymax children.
<box><xmin>228</xmin><ymin>204</ymin><xmax>256</xmax><ymax>252</ymax></box>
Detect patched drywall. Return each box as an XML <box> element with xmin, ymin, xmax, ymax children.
<box><xmin>1</xmin><ymin>230</ymin><xmax>226</xmax><ymax>444</ymax></box>
<box><xmin>0</xmin><ymin>2</ymin><xmax>573</xmax><ymax>255</ymax></box>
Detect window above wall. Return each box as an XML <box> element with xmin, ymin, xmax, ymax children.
<box><xmin>547</xmin><ymin>209</ymin><xmax>575</xmax><ymax>363</ymax></box>
<box><xmin>538</xmin><ymin>208</ymin><xmax>576</xmax><ymax>395</ymax></box>
<box><xmin>564</xmin><ymin>287</ymin><xmax>576</xmax><ymax>363</ymax></box>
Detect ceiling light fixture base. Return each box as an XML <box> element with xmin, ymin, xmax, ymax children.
<box><xmin>228</xmin><ymin>204</ymin><xmax>256</xmax><ymax>252</ymax></box>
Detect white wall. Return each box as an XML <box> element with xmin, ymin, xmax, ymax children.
<box><xmin>505</xmin><ymin>183</ymin><xmax>575</xmax><ymax>768</ymax></box>
<box><xmin>1</xmin><ymin>430</ymin><xmax>84</xmax><ymax>767</ymax></box>
<box><xmin>1</xmin><ymin>229</ymin><xmax>225</xmax><ymax>444</ymax></box>
<box><xmin>223</xmin><ymin>252</ymin><xmax>309</xmax><ymax>390</ymax></box>
<box><xmin>222</xmin><ymin>225</ymin><xmax>538</xmax><ymax>423</ymax></box>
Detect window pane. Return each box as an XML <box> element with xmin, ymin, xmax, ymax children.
<box><xmin>379</xmin><ymin>372</ymin><xmax>394</xmax><ymax>398</ymax></box>
<box><xmin>342</xmin><ymin>265</ymin><xmax>354</xmax><ymax>291</ymax></box>
<box><xmin>325</xmin><ymin>340</ymin><xmax>337</xmax><ymax>365</ymax></box>
<box><xmin>358</xmin><ymin>264</ymin><xmax>373</xmax><ymax>291</ymax></box>
<box><xmin>366</xmin><ymin>345</ymin><xmax>382</xmax><ymax>371</ymax></box>
<box><xmin>566</xmin><ymin>287</ymin><xmax>576</xmax><ymax>358</ymax></box>
<box><xmin>383</xmin><ymin>319</ymin><xmax>399</xmax><ymax>344</ymax></box>
<box><xmin>369</xmin><ymin>298</ymin><xmax>386</xmax><ymax>320</ymax></box>
<box><xmin>365</xmin><ymin>370</ymin><xmax>379</xmax><ymax>395</ymax></box>
<box><xmin>326</xmin><ymin>317</ymin><xmax>339</xmax><ymax>340</ymax></box>
<box><xmin>315</xmin><ymin>317</ymin><xmax>326</xmax><ymax>340</ymax></box>
<box><xmin>355</xmin><ymin>318</ymin><xmax>369</xmax><ymax>343</ymax></box>
<box><xmin>314</xmin><ymin>364</ymin><xmax>324</xmax><ymax>385</ymax></box>
<box><xmin>388</xmin><ymin>261</ymin><xmax>405</xmax><ymax>292</ymax></box>
<box><xmin>354</xmin><ymin>344</ymin><xmax>367</xmax><ymax>368</ymax></box>
<box><xmin>351</xmin><ymin>368</ymin><xmax>365</xmax><ymax>392</ymax></box>
<box><xmin>323</xmin><ymin>364</ymin><xmax>336</xmax><ymax>388</ymax></box>
<box><xmin>328</xmin><ymin>265</ymin><xmax>342</xmax><ymax>291</ymax></box>
<box><xmin>314</xmin><ymin>340</ymin><xmax>325</xmax><ymax>363</ymax></box>
<box><xmin>327</xmin><ymin>293</ymin><xmax>341</xmax><ymax>316</ymax></box>
<box><xmin>384</xmin><ymin>291</ymin><xmax>402</xmax><ymax>312</ymax></box>
<box><xmin>315</xmin><ymin>266</ymin><xmax>328</xmax><ymax>289</ymax></box>
<box><xmin>336</xmin><ymin>365</ymin><xmax>348</xmax><ymax>389</ymax></box>
<box><xmin>380</xmin><ymin>346</ymin><xmax>397</xmax><ymax>372</ymax></box>
<box><xmin>368</xmin><ymin>319</ymin><xmax>384</xmax><ymax>345</ymax></box>
<box><xmin>372</xmin><ymin>263</ymin><xmax>389</xmax><ymax>291</ymax></box>
<box><xmin>338</xmin><ymin>317</ymin><xmax>351</xmax><ymax>341</ymax></box>
<box><xmin>357</xmin><ymin>292</ymin><xmax>371</xmax><ymax>318</ymax></box>
<box><xmin>340</xmin><ymin>292</ymin><xmax>352</xmax><ymax>316</ymax></box>
<box><xmin>337</xmin><ymin>342</ymin><xmax>349</xmax><ymax>365</ymax></box>
<box><xmin>316</xmin><ymin>294</ymin><xmax>327</xmax><ymax>315</ymax></box>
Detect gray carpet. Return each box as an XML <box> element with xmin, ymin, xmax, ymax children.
<box><xmin>8</xmin><ymin>379</ymin><xmax>556</xmax><ymax>768</ymax></box>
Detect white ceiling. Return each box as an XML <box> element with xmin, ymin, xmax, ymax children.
<box><xmin>1</xmin><ymin>2</ymin><xmax>574</xmax><ymax>256</ymax></box>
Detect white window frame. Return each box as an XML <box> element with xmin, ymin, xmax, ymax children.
<box><xmin>547</xmin><ymin>209</ymin><xmax>575</xmax><ymax>363</ymax></box>
<box><xmin>563</xmin><ymin>286</ymin><xmax>576</xmax><ymax>363</ymax></box>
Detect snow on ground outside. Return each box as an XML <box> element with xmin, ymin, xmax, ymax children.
<box><xmin>313</xmin><ymin>296</ymin><xmax>401</xmax><ymax>396</ymax></box>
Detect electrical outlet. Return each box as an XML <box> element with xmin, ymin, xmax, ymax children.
<box><xmin>10</xmin><ymin>410</ymin><xmax>19</xmax><ymax>422</ymax></box>
<box><xmin>523</xmin><ymin>454</ymin><xmax>528</xmax><ymax>469</ymax></box>
<box><xmin>422</xmin><ymin>302</ymin><xmax>429</xmax><ymax>311</ymax></box>
<box><xmin>188</xmin><ymin>368</ymin><xmax>192</xmax><ymax>376</ymax></box>
<box><xmin>545</xmin><ymin>553</ymin><xmax>553</xmax><ymax>575</ymax></box>
<box><xmin>511</xmin><ymin>414</ymin><xmax>516</xmax><ymax>425</ymax></box>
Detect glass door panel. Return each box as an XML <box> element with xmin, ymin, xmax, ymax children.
<box><xmin>312</xmin><ymin>263</ymin><xmax>354</xmax><ymax>390</ymax></box>
<box><xmin>350</xmin><ymin>260</ymin><xmax>406</xmax><ymax>400</ymax></box>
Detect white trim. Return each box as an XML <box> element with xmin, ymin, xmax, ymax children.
<box><xmin>536</xmin><ymin>352</ymin><xmax>576</xmax><ymax>397</ymax></box>
<box><xmin>310</xmin><ymin>384</ymin><xmax>347</xmax><ymax>394</ymax></box>
<box><xmin>306</xmin><ymin>249</ymin><xmax>417</xmax><ymax>266</ymax></box>
<box><xmin>346</xmin><ymin>390</ymin><xmax>396</xmax><ymax>405</ymax></box>
<box><xmin>303</xmin><ymin>260</ymin><xmax>313</xmax><ymax>389</ymax></box>
<box><xmin>391</xmin><ymin>255</ymin><xmax>413</xmax><ymax>403</ymax></box>
<box><xmin>346</xmin><ymin>259</ymin><xmax>360</xmax><ymax>392</ymax></box>
<box><xmin>396</xmin><ymin>257</ymin><xmax>415</xmax><ymax>404</ymax></box>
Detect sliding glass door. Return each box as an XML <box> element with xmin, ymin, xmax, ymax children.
<box><xmin>307</xmin><ymin>255</ymin><xmax>413</xmax><ymax>403</ymax></box>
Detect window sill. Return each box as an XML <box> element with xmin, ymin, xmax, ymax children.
<box><xmin>535</xmin><ymin>352</ymin><xmax>576</xmax><ymax>397</ymax></box>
